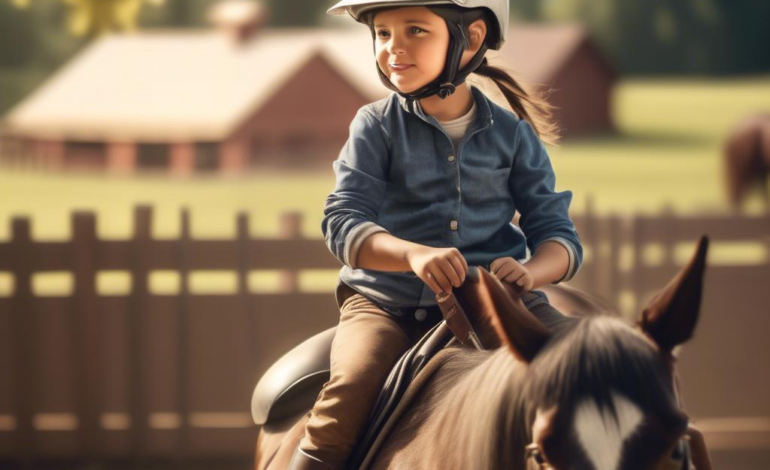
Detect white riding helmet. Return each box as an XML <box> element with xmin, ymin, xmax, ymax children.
<box><xmin>327</xmin><ymin>0</ymin><xmax>509</xmax><ymax>50</ymax></box>
<box><xmin>326</xmin><ymin>0</ymin><xmax>510</xmax><ymax>100</ymax></box>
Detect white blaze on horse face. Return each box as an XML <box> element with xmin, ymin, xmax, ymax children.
<box><xmin>574</xmin><ymin>392</ymin><xmax>643</xmax><ymax>470</ymax></box>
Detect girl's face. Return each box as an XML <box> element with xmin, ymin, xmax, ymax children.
<box><xmin>372</xmin><ymin>7</ymin><xmax>450</xmax><ymax>94</ymax></box>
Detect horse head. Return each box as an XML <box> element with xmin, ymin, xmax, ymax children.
<box><xmin>456</xmin><ymin>236</ymin><xmax>710</xmax><ymax>470</ymax></box>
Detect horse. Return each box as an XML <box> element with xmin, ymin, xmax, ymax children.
<box><xmin>723</xmin><ymin>112</ymin><xmax>770</xmax><ymax>209</ymax></box>
<box><xmin>254</xmin><ymin>236</ymin><xmax>713</xmax><ymax>470</ymax></box>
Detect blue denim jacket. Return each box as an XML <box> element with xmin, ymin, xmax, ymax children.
<box><xmin>322</xmin><ymin>85</ymin><xmax>583</xmax><ymax>308</ymax></box>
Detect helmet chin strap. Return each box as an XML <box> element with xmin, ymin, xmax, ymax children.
<box><xmin>368</xmin><ymin>7</ymin><xmax>489</xmax><ymax>104</ymax></box>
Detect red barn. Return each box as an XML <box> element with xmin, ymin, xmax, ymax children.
<box><xmin>0</xmin><ymin>8</ymin><xmax>615</xmax><ymax>174</ymax></box>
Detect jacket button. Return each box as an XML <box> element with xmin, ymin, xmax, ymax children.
<box><xmin>448</xmin><ymin>155</ymin><xmax>455</xmax><ymax>162</ymax></box>
<box><xmin>450</xmin><ymin>220</ymin><xmax>458</xmax><ymax>230</ymax></box>
<box><xmin>415</xmin><ymin>308</ymin><xmax>427</xmax><ymax>321</ymax></box>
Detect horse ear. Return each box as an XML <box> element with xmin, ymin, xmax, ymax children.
<box><xmin>476</xmin><ymin>267</ymin><xmax>552</xmax><ymax>362</ymax></box>
<box><xmin>640</xmin><ymin>235</ymin><xmax>709</xmax><ymax>352</ymax></box>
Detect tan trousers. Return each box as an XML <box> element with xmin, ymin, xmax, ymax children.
<box><xmin>297</xmin><ymin>283</ymin><xmax>439</xmax><ymax>468</ymax></box>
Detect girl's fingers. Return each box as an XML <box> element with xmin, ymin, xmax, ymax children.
<box><xmin>425</xmin><ymin>272</ymin><xmax>442</xmax><ymax>295</ymax></box>
<box><xmin>452</xmin><ymin>251</ymin><xmax>468</xmax><ymax>276</ymax></box>
<box><xmin>429</xmin><ymin>268</ymin><xmax>452</xmax><ymax>294</ymax></box>
<box><xmin>449</xmin><ymin>256</ymin><xmax>467</xmax><ymax>284</ymax></box>
<box><xmin>496</xmin><ymin>262</ymin><xmax>517</xmax><ymax>280</ymax></box>
<box><xmin>489</xmin><ymin>259</ymin><xmax>500</xmax><ymax>274</ymax></box>
<box><xmin>438</xmin><ymin>258</ymin><xmax>462</xmax><ymax>288</ymax></box>
<box><xmin>459</xmin><ymin>254</ymin><xmax>468</xmax><ymax>274</ymax></box>
<box><xmin>504</xmin><ymin>271</ymin><xmax>525</xmax><ymax>284</ymax></box>
<box><xmin>517</xmin><ymin>276</ymin><xmax>533</xmax><ymax>292</ymax></box>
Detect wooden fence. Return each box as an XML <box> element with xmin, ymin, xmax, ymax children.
<box><xmin>0</xmin><ymin>204</ymin><xmax>768</xmax><ymax>463</ymax></box>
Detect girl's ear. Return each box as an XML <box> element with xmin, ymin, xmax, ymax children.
<box><xmin>467</xmin><ymin>18</ymin><xmax>487</xmax><ymax>52</ymax></box>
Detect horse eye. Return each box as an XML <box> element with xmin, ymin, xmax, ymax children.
<box><xmin>526</xmin><ymin>445</ymin><xmax>547</xmax><ymax>464</ymax></box>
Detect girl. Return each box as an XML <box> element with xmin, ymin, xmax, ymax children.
<box><xmin>290</xmin><ymin>1</ymin><xmax>583</xmax><ymax>468</ymax></box>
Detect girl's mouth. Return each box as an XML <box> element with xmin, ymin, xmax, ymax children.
<box><xmin>390</xmin><ymin>64</ymin><xmax>413</xmax><ymax>72</ymax></box>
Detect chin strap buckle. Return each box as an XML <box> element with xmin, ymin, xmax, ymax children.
<box><xmin>437</xmin><ymin>82</ymin><xmax>456</xmax><ymax>99</ymax></box>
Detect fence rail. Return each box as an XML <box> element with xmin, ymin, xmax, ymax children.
<box><xmin>0</xmin><ymin>204</ymin><xmax>768</xmax><ymax>462</ymax></box>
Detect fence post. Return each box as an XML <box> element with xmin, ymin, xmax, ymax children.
<box><xmin>71</xmin><ymin>211</ymin><xmax>102</xmax><ymax>459</ymax></box>
<box><xmin>605</xmin><ymin>214</ymin><xmax>621</xmax><ymax>314</ymax></box>
<box><xmin>9</xmin><ymin>217</ymin><xmax>35</xmax><ymax>463</ymax></box>
<box><xmin>236</xmin><ymin>212</ymin><xmax>256</xmax><ymax>371</ymax></box>
<box><xmin>177</xmin><ymin>208</ymin><xmax>191</xmax><ymax>460</ymax></box>
<box><xmin>661</xmin><ymin>204</ymin><xmax>676</xmax><ymax>271</ymax></box>
<box><xmin>582</xmin><ymin>194</ymin><xmax>598</xmax><ymax>294</ymax></box>
<box><xmin>279</xmin><ymin>213</ymin><xmax>302</xmax><ymax>293</ymax></box>
<box><xmin>128</xmin><ymin>205</ymin><xmax>153</xmax><ymax>458</ymax></box>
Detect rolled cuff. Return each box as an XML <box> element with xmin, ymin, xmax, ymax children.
<box><xmin>540</xmin><ymin>237</ymin><xmax>579</xmax><ymax>284</ymax></box>
<box><xmin>345</xmin><ymin>222</ymin><xmax>390</xmax><ymax>269</ymax></box>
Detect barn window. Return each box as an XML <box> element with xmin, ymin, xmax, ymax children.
<box><xmin>137</xmin><ymin>143</ymin><xmax>169</xmax><ymax>169</ymax></box>
<box><xmin>65</xmin><ymin>141</ymin><xmax>106</xmax><ymax>168</ymax></box>
<box><xmin>195</xmin><ymin>143</ymin><xmax>219</xmax><ymax>171</ymax></box>
<box><xmin>283</xmin><ymin>132</ymin><xmax>317</xmax><ymax>166</ymax></box>
<box><xmin>249</xmin><ymin>135</ymin><xmax>271</xmax><ymax>167</ymax></box>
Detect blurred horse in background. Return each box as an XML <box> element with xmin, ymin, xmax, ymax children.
<box><xmin>723</xmin><ymin>112</ymin><xmax>770</xmax><ymax>209</ymax></box>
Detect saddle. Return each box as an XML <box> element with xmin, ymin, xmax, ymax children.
<box><xmin>250</xmin><ymin>317</ymin><xmax>455</xmax><ymax>425</ymax></box>
<box><xmin>250</xmin><ymin>307</ymin><xmax>468</xmax><ymax>468</ymax></box>
<box><xmin>250</xmin><ymin>267</ymin><xmax>507</xmax><ymax>467</ymax></box>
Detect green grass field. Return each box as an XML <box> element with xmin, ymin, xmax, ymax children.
<box><xmin>2</xmin><ymin>76</ymin><xmax>769</xmax><ymax>244</ymax></box>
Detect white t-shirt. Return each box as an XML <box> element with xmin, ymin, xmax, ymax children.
<box><xmin>437</xmin><ymin>99</ymin><xmax>477</xmax><ymax>151</ymax></box>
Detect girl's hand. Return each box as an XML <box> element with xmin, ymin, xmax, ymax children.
<box><xmin>490</xmin><ymin>256</ymin><xmax>534</xmax><ymax>292</ymax></box>
<box><xmin>406</xmin><ymin>245</ymin><xmax>468</xmax><ymax>295</ymax></box>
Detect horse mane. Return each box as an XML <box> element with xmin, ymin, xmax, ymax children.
<box><xmin>402</xmin><ymin>316</ymin><xmax>685</xmax><ymax>470</ymax></box>
<box><xmin>422</xmin><ymin>347</ymin><xmax>531</xmax><ymax>470</ymax></box>
<box><xmin>526</xmin><ymin>318</ymin><xmax>679</xmax><ymax>415</ymax></box>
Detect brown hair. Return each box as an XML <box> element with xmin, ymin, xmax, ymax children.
<box><xmin>461</xmin><ymin>8</ymin><xmax>562</xmax><ymax>145</ymax></box>
<box><xmin>472</xmin><ymin>62</ymin><xmax>562</xmax><ymax>145</ymax></box>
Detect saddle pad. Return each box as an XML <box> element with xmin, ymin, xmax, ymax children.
<box><xmin>348</xmin><ymin>320</ymin><xmax>454</xmax><ymax>470</ymax></box>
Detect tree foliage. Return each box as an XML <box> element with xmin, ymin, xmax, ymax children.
<box><xmin>542</xmin><ymin>0</ymin><xmax>769</xmax><ymax>74</ymax></box>
<box><xmin>7</xmin><ymin>0</ymin><xmax>165</xmax><ymax>37</ymax></box>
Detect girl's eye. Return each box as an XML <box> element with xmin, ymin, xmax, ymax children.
<box><xmin>375</xmin><ymin>27</ymin><xmax>425</xmax><ymax>38</ymax></box>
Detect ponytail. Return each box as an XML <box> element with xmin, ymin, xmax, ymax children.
<box><xmin>473</xmin><ymin>60</ymin><xmax>561</xmax><ymax>146</ymax></box>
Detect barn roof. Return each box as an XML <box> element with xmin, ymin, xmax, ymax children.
<box><xmin>495</xmin><ymin>23</ymin><xmax>598</xmax><ymax>83</ymax></box>
<box><xmin>2</xmin><ymin>23</ymin><xmax>606</xmax><ymax>142</ymax></box>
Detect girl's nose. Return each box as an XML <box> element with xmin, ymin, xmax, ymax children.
<box><xmin>387</xmin><ymin>35</ymin><xmax>406</xmax><ymax>55</ymax></box>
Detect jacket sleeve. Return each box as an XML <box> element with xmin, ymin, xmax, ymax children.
<box><xmin>321</xmin><ymin>107</ymin><xmax>391</xmax><ymax>268</ymax></box>
<box><xmin>508</xmin><ymin>118</ymin><xmax>583</xmax><ymax>283</ymax></box>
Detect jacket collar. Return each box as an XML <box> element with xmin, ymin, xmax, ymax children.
<box><xmin>397</xmin><ymin>85</ymin><xmax>494</xmax><ymax>130</ymax></box>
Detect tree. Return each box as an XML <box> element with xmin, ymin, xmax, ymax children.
<box><xmin>7</xmin><ymin>0</ymin><xmax>166</xmax><ymax>37</ymax></box>
<box><xmin>540</xmin><ymin>0</ymin><xmax>767</xmax><ymax>75</ymax></box>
